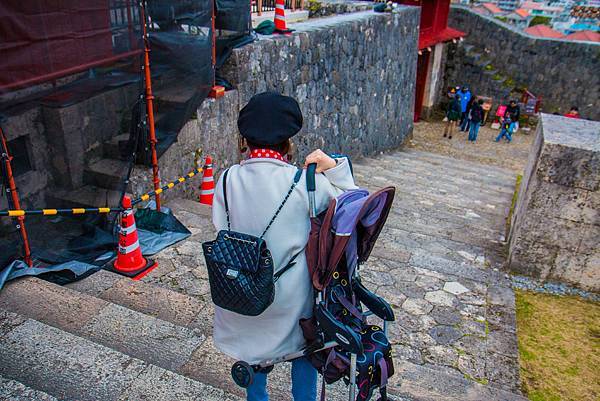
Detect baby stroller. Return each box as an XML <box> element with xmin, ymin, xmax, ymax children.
<box><xmin>230</xmin><ymin>164</ymin><xmax>396</xmax><ymax>401</ymax></box>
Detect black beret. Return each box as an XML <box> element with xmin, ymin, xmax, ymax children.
<box><xmin>238</xmin><ymin>92</ymin><xmax>303</xmax><ymax>146</ymax></box>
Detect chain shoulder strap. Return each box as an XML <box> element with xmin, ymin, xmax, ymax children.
<box><xmin>260</xmin><ymin>168</ymin><xmax>302</xmax><ymax>239</ymax></box>
<box><xmin>222</xmin><ymin>169</ymin><xmax>231</xmax><ymax>230</ymax></box>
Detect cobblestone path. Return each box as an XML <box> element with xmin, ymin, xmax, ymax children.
<box><xmin>0</xmin><ymin>147</ymin><xmax>527</xmax><ymax>400</ymax></box>
<box><xmin>143</xmin><ymin>148</ymin><xmax>526</xmax><ymax>400</ymax></box>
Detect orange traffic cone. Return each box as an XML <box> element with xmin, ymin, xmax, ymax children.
<box><xmin>199</xmin><ymin>156</ymin><xmax>215</xmax><ymax>206</ymax></box>
<box><xmin>111</xmin><ymin>195</ymin><xmax>157</xmax><ymax>280</ymax></box>
<box><xmin>274</xmin><ymin>0</ymin><xmax>292</xmax><ymax>33</ymax></box>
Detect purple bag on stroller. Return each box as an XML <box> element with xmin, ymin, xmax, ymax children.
<box><xmin>301</xmin><ymin>187</ymin><xmax>396</xmax><ymax>401</ymax></box>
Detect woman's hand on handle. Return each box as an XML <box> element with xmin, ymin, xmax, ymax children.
<box><xmin>304</xmin><ymin>149</ymin><xmax>336</xmax><ymax>173</ymax></box>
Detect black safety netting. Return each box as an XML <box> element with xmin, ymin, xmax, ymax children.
<box><xmin>144</xmin><ymin>0</ymin><xmax>214</xmax><ymax>158</ymax></box>
<box><xmin>215</xmin><ymin>0</ymin><xmax>255</xmax><ymax>87</ymax></box>
<box><xmin>0</xmin><ymin>0</ymin><xmax>204</xmax><ymax>289</ymax></box>
<box><xmin>0</xmin><ymin>0</ymin><xmax>255</xmax><ymax>289</ymax></box>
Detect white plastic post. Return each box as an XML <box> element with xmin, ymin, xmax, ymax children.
<box><xmin>349</xmin><ymin>353</ymin><xmax>357</xmax><ymax>401</ymax></box>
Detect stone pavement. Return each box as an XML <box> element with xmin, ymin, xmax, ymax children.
<box><xmin>142</xmin><ymin>148</ymin><xmax>526</xmax><ymax>399</ymax></box>
<box><xmin>0</xmin><ymin>148</ymin><xmax>526</xmax><ymax>400</ymax></box>
<box><xmin>409</xmin><ymin>119</ymin><xmax>535</xmax><ymax>173</ymax></box>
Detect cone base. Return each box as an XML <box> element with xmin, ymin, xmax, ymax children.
<box><xmin>275</xmin><ymin>28</ymin><xmax>294</xmax><ymax>34</ymax></box>
<box><xmin>109</xmin><ymin>258</ymin><xmax>158</xmax><ymax>281</ymax></box>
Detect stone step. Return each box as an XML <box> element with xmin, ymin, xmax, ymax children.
<box><xmin>0</xmin><ymin>310</ymin><xmax>242</xmax><ymax>401</ymax></box>
<box><xmin>84</xmin><ymin>158</ymin><xmax>131</xmax><ymax>191</ymax></box>
<box><xmin>384</xmin><ymin>195</ymin><xmax>506</xmax><ymax>235</ymax></box>
<box><xmin>48</xmin><ymin>184</ymin><xmax>124</xmax><ymax>208</ymax></box>
<box><xmin>389</xmin><ymin>360</ymin><xmax>527</xmax><ymax>401</ymax></box>
<box><xmin>66</xmin><ymin>269</ymin><xmax>213</xmax><ymax>337</ymax></box>
<box><xmin>102</xmin><ymin>133</ymin><xmax>131</xmax><ymax>160</ymax></box>
<box><xmin>382</xmin><ymin>210</ymin><xmax>505</xmax><ymax>252</ymax></box>
<box><xmin>0</xmin><ymin>375</ymin><xmax>58</xmax><ymax>401</ymax></box>
<box><xmin>0</xmin><ymin>278</ymin><xmax>208</xmax><ymax>373</ymax></box>
<box><xmin>361</xmin><ymin>154</ymin><xmax>516</xmax><ymax>193</ymax></box>
<box><xmin>374</xmin><ymin>225</ymin><xmax>505</xmax><ymax>269</ymax></box>
<box><xmin>399</xmin><ymin>150</ymin><xmax>515</xmax><ymax>180</ymax></box>
<box><xmin>354</xmin><ymin>165</ymin><xmax>514</xmax><ymax>207</ymax></box>
<box><xmin>357</xmin><ymin>178</ymin><xmax>511</xmax><ymax>221</ymax></box>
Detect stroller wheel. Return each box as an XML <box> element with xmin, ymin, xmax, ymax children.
<box><xmin>231</xmin><ymin>361</ymin><xmax>254</xmax><ymax>388</ymax></box>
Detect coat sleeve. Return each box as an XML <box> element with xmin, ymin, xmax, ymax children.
<box><xmin>212</xmin><ymin>169</ymin><xmax>229</xmax><ymax>232</ymax></box>
<box><xmin>313</xmin><ymin>157</ymin><xmax>358</xmax><ymax>214</ymax></box>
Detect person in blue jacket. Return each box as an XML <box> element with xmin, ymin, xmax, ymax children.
<box><xmin>457</xmin><ymin>86</ymin><xmax>472</xmax><ymax>131</ymax></box>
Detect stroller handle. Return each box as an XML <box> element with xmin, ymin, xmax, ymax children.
<box><xmin>306</xmin><ymin>163</ymin><xmax>317</xmax><ymax>218</ymax></box>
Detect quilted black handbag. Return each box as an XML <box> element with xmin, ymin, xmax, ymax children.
<box><xmin>202</xmin><ymin>168</ymin><xmax>304</xmax><ymax>316</ymax></box>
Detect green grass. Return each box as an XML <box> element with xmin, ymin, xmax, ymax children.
<box><xmin>516</xmin><ymin>291</ymin><xmax>600</xmax><ymax>401</ymax></box>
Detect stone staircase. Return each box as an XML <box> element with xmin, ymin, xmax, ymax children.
<box><xmin>0</xmin><ymin>149</ymin><xmax>528</xmax><ymax>400</ymax></box>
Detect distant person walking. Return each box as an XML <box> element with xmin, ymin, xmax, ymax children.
<box><xmin>460</xmin><ymin>94</ymin><xmax>476</xmax><ymax>133</ymax></box>
<box><xmin>468</xmin><ymin>99</ymin><xmax>484</xmax><ymax>142</ymax></box>
<box><xmin>457</xmin><ymin>86</ymin><xmax>472</xmax><ymax>130</ymax></box>
<box><xmin>564</xmin><ymin>106</ymin><xmax>580</xmax><ymax>119</ymax></box>
<box><xmin>444</xmin><ymin>88</ymin><xmax>461</xmax><ymax>140</ymax></box>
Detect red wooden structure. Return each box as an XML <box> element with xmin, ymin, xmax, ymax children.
<box><xmin>399</xmin><ymin>0</ymin><xmax>465</xmax><ymax>121</ymax></box>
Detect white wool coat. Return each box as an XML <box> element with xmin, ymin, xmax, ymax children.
<box><xmin>211</xmin><ymin>157</ymin><xmax>357</xmax><ymax>364</ymax></box>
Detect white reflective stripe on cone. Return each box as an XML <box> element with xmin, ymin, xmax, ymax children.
<box><xmin>276</xmin><ymin>4</ymin><xmax>285</xmax><ymax>9</ymax></box>
<box><xmin>275</xmin><ymin>15</ymin><xmax>285</xmax><ymax>20</ymax></box>
<box><xmin>202</xmin><ymin>176</ymin><xmax>214</xmax><ymax>182</ymax></box>
<box><xmin>123</xmin><ymin>209</ymin><xmax>134</xmax><ymax>217</ymax></box>
<box><xmin>200</xmin><ymin>188</ymin><xmax>215</xmax><ymax>195</ymax></box>
<box><xmin>119</xmin><ymin>222</ymin><xmax>137</xmax><ymax>235</ymax></box>
<box><xmin>119</xmin><ymin>240</ymin><xmax>140</xmax><ymax>254</ymax></box>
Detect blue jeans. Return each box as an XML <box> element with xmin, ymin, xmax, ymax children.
<box><xmin>468</xmin><ymin>122</ymin><xmax>480</xmax><ymax>141</ymax></box>
<box><xmin>460</xmin><ymin>117</ymin><xmax>470</xmax><ymax>132</ymax></box>
<box><xmin>247</xmin><ymin>357</ymin><xmax>318</xmax><ymax>401</ymax></box>
<box><xmin>495</xmin><ymin>122</ymin><xmax>514</xmax><ymax>142</ymax></box>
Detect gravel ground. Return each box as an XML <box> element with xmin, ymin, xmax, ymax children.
<box><xmin>512</xmin><ymin>275</ymin><xmax>600</xmax><ymax>302</ymax></box>
<box><xmin>408</xmin><ymin>119</ymin><xmax>536</xmax><ymax>174</ymax></box>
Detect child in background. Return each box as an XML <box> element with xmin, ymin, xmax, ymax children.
<box><xmin>495</xmin><ymin>113</ymin><xmax>513</xmax><ymax>143</ymax></box>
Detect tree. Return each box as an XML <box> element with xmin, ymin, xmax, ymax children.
<box><xmin>529</xmin><ymin>16</ymin><xmax>552</xmax><ymax>27</ymax></box>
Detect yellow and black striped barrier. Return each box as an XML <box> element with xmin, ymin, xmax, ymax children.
<box><xmin>0</xmin><ymin>166</ymin><xmax>205</xmax><ymax>218</ymax></box>
<box><xmin>0</xmin><ymin>207</ymin><xmax>121</xmax><ymax>217</ymax></box>
<box><xmin>131</xmin><ymin>167</ymin><xmax>203</xmax><ymax>205</ymax></box>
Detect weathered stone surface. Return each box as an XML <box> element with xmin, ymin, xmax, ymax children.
<box><xmin>508</xmin><ymin>114</ymin><xmax>600</xmax><ymax>291</ymax></box>
<box><xmin>0</xmin><ymin>318</ymin><xmax>148</xmax><ymax>401</ymax></box>
<box><xmin>118</xmin><ymin>364</ymin><xmax>243</xmax><ymax>401</ymax></box>
<box><xmin>70</xmin><ymin>270</ymin><xmax>210</xmax><ymax>333</ymax></box>
<box><xmin>425</xmin><ymin>290</ymin><xmax>458</xmax><ymax>307</ymax></box>
<box><xmin>429</xmin><ymin>325</ymin><xmax>463</xmax><ymax>345</ymax></box>
<box><xmin>0</xmin><ymin>277</ymin><xmax>109</xmax><ymax>333</ymax></box>
<box><xmin>0</xmin><ymin>376</ymin><xmax>58</xmax><ymax>401</ymax></box>
<box><xmin>389</xmin><ymin>360</ymin><xmax>528</xmax><ymax>401</ymax></box>
<box><xmin>402</xmin><ymin>298</ymin><xmax>433</xmax><ymax>315</ymax></box>
<box><xmin>443</xmin><ymin>281</ymin><xmax>470</xmax><ymax>295</ymax></box>
<box><xmin>81</xmin><ymin>303</ymin><xmax>206</xmax><ymax>372</ymax></box>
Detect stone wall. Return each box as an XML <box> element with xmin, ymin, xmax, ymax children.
<box><xmin>443</xmin><ymin>6</ymin><xmax>600</xmax><ymax>121</ymax></box>
<box><xmin>508</xmin><ymin>114</ymin><xmax>599</xmax><ymax>292</ymax></box>
<box><xmin>131</xmin><ymin>8</ymin><xmax>420</xmax><ymax>201</ymax></box>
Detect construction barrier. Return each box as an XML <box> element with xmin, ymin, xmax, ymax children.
<box><xmin>0</xmin><ymin>166</ymin><xmax>205</xmax><ymax>217</ymax></box>
<box><xmin>0</xmin><ymin>207</ymin><xmax>120</xmax><ymax>217</ymax></box>
<box><xmin>132</xmin><ymin>167</ymin><xmax>203</xmax><ymax>205</ymax></box>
